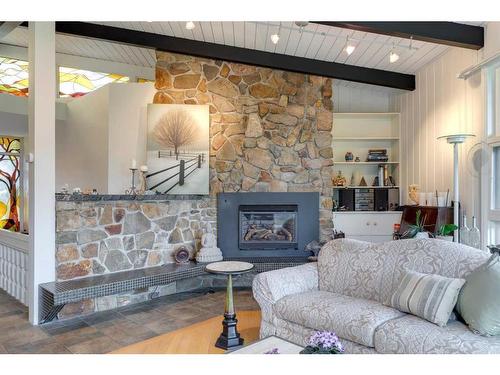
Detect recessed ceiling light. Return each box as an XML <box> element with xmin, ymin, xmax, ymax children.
<box><xmin>344</xmin><ymin>36</ymin><xmax>356</xmax><ymax>55</ymax></box>
<box><xmin>185</xmin><ymin>21</ymin><xmax>195</xmax><ymax>30</ymax></box>
<box><xmin>271</xmin><ymin>33</ymin><xmax>280</xmax><ymax>44</ymax></box>
<box><xmin>389</xmin><ymin>50</ymin><xmax>400</xmax><ymax>63</ymax></box>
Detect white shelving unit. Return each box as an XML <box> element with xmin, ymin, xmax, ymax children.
<box><xmin>332</xmin><ymin>112</ymin><xmax>401</xmax><ymax>188</ymax></box>
<box><xmin>331</xmin><ymin>113</ymin><xmax>402</xmax><ymax>243</ymax></box>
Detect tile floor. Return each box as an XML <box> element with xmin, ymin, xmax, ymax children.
<box><xmin>0</xmin><ymin>288</ymin><xmax>259</xmax><ymax>354</ymax></box>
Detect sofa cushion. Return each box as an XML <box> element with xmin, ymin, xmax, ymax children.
<box><xmin>318</xmin><ymin>239</ymin><xmax>489</xmax><ymax>304</ymax></box>
<box><xmin>274</xmin><ymin>290</ymin><xmax>404</xmax><ymax>347</ymax></box>
<box><xmin>389</xmin><ymin>269</ymin><xmax>465</xmax><ymax>326</ymax></box>
<box><xmin>457</xmin><ymin>254</ymin><xmax>500</xmax><ymax>336</ymax></box>
<box><xmin>374</xmin><ymin>315</ymin><xmax>500</xmax><ymax>354</ymax></box>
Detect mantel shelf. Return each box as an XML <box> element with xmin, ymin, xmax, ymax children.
<box><xmin>332</xmin><ymin>186</ymin><xmax>400</xmax><ymax>189</ymax></box>
<box><xmin>333</xmin><ymin>137</ymin><xmax>400</xmax><ymax>141</ymax></box>
<box><xmin>333</xmin><ymin>161</ymin><xmax>400</xmax><ymax>165</ymax></box>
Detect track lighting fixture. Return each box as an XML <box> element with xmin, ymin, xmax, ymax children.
<box><xmin>389</xmin><ymin>44</ymin><xmax>399</xmax><ymax>63</ymax></box>
<box><xmin>271</xmin><ymin>22</ymin><xmax>281</xmax><ymax>45</ymax></box>
<box><xmin>345</xmin><ymin>36</ymin><xmax>356</xmax><ymax>55</ymax></box>
<box><xmin>185</xmin><ymin>21</ymin><xmax>195</xmax><ymax>30</ymax></box>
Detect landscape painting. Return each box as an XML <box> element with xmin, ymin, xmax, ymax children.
<box><xmin>147</xmin><ymin>104</ymin><xmax>209</xmax><ymax>195</ymax></box>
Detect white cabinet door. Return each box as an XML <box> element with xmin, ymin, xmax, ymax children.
<box><xmin>333</xmin><ymin>212</ymin><xmax>402</xmax><ymax>241</ymax></box>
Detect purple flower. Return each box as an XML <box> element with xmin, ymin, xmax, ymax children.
<box><xmin>307</xmin><ymin>331</ymin><xmax>344</xmax><ymax>353</ymax></box>
<box><xmin>264</xmin><ymin>347</ymin><xmax>280</xmax><ymax>354</ymax></box>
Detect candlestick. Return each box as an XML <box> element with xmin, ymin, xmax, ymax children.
<box><xmin>131</xmin><ymin>159</ymin><xmax>137</xmax><ymax>169</ymax></box>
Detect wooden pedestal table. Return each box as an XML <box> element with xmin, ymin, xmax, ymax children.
<box><xmin>205</xmin><ymin>261</ymin><xmax>254</xmax><ymax>350</ymax></box>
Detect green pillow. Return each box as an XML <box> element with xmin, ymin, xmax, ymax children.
<box><xmin>456</xmin><ymin>254</ymin><xmax>500</xmax><ymax>336</ymax></box>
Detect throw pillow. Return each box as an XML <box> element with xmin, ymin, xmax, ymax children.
<box><xmin>456</xmin><ymin>254</ymin><xmax>500</xmax><ymax>336</ymax></box>
<box><xmin>389</xmin><ymin>269</ymin><xmax>465</xmax><ymax>326</ymax></box>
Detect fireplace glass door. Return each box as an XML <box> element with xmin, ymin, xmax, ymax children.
<box><xmin>238</xmin><ymin>205</ymin><xmax>298</xmax><ymax>249</ymax></box>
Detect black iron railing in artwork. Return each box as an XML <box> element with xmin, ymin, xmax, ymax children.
<box><xmin>146</xmin><ymin>152</ymin><xmax>205</xmax><ymax>193</ymax></box>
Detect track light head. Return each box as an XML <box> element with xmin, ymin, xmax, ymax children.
<box><xmin>271</xmin><ymin>33</ymin><xmax>280</xmax><ymax>44</ymax></box>
<box><xmin>345</xmin><ymin>44</ymin><xmax>355</xmax><ymax>55</ymax></box>
<box><xmin>389</xmin><ymin>50</ymin><xmax>400</xmax><ymax>63</ymax></box>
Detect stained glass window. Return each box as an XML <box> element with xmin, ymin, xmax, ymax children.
<box><xmin>59</xmin><ymin>67</ymin><xmax>129</xmax><ymax>97</ymax></box>
<box><xmin>0</xmin><ymin>137</ymin><xmax>22</xmax><ymax>232</ymax></box>
<box><xmin>0</xmin><ymin>57</ymin><xmax>29</xmax><ymax>97</ymax></box>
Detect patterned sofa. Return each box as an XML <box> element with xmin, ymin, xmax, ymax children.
<box><xmin>253</xmin><ymin>238</ymin><xmax>500</xmax><ymax>354</ymax></box>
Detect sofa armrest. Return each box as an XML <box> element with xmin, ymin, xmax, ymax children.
<box><xmin>252</xmin><ymin>263</ymin><xmax>318</xmax><ymax>338</ymax></box>
<box><xmin>252</xmin><ymin>263</ymin><xmax>319</xmax><ymax>304</ymax></box>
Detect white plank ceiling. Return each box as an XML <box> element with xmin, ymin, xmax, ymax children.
<box><xmin>0</xmin><ymin>21</ymin><xmax>484</xmax><ymax>90</ymax></box>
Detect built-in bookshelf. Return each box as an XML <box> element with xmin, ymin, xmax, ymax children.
<box><xmin>332</xmin><ymin>112</ymin><xmax>401</xmax><ymax>189</ymax></box>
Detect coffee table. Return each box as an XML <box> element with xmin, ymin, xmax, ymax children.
<box><xmin>228</xmin><ymin>335</ymin><xmax>304</xmax><ymax>354</ymax></box>
<box><xmin>205</xmin><ymin>261</ymin><xmax>254</xmax><ymax>350</ymax></box>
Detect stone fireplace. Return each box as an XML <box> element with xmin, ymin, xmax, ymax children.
<box><xmin>54</xmin><ymin>50</ymin><xmax>335</xmax><ymax>319</ymax></box>
<box><xmin>217</xmin><ymin>192</ymin><xmax>319</xmax><ymax>260</ymax></box>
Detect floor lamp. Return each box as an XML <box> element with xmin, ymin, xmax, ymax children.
<box><xmin>437</xmin><ymin>133</ymin><xmax>475</xmax><ymax>242</ymax></box>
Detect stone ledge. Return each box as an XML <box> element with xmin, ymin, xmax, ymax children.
<box><xmin>56</xmin><ymin>193</ymin><xmax>206</xmax><ymax>202</ymax></box>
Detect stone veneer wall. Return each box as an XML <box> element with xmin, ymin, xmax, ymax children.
<box><xmin>154</xmin><ymin>51</ymin><xmax>334</xmax><ymax>219</ymax></box>
<box><xmin>54</xmin><ymin>51</ymin><xmax>335</xmax><ymax>318</ymax></box>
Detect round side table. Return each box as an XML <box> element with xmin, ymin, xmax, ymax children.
<box><xmin>205</xmin><ymin>261</ymin><xmax>254</xmax><ymax>350</ymax></box>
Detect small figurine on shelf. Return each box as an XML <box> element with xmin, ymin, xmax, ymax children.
<box><xmin>72</xmin><ymin>187</ymin><xmax>82</xmax><ymax>195</ymax></box>
<box><xmin>60</xmin><ymin>184</ymin><xmax>69</xmax><ymax>194</ymax></box>
<box><xmin>345</xmin><ymin>152</ymin><xmax>354</xmax><ymax>162</ymax></box>
<box><xmin>408</xmin><ymin>184</ymin><xmax>419</xmax><ymax>205</ymax></box>
<box><xmin>332</xmin><ymin>171</ymin><xmax>347</xmax><ymax>186</ymax></box>
<box><xmin>354</xmin><ymin>156</ymin><xmax>360</xmax><ymax>162</ymax></box>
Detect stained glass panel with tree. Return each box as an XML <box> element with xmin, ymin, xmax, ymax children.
<box><xmin>0</xmin><ymin>137</ymin><xmax>21</xmax><ymax>231</ymax></box>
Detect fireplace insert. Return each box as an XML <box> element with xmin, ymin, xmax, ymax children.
<box><xmin>239</xmin><ymin>205</ymin><xmax>298</xmax><ymax>250</ymax></box>
<box><xmin>217</xmin><ymin>192</ymin><xmax>319</xmax><ymax>260</ymax></box>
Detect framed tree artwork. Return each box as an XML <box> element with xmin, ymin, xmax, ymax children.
<box><xmin>147</xmin><ymin>104</ymin><xmax>210</xmax><ymax>195</ymax></box>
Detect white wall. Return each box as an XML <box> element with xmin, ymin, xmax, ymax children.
<box><xmin>107</xmin><ymin>83</ymin><xmax>156</xmax><ymax>193</ymax></box>
<box><xmin>334</xmin><ymin>83</ymin><xmax>395</xmax><ymax>112</ymax></box>
<box><xmin>56</xmin><ymin>87</ymin><xmax>110</xmax><ymax>193</ymax></box>
<box><xmin>391</xmin><ymin>22</ymin><xmax>500</xmax><ymax>232</ymax></box>
<box><xmin>56</xmin><ymin>82</ymin><xmax>155</xmax><ymax>194</ymax></box>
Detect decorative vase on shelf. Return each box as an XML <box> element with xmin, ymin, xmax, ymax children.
<box><xmin>460</xmin><ymin>214</ymin><xmax>470</xmax><ymax>246</ymax></box>
<box><xmin>469</xmin><ymin>216</ymin><xmax>481</xmax><ymax>249</ymax></box>
<box><xmin>351</xmin><ymin>171</ymin><xmax>361</xmax><ymax>186</ymax></box>
<box><xmin>345</xmin><ymin>152</ymin><xmax>353</xmax><ymax>162</ymax></box>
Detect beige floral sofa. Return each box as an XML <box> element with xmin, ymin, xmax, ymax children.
<box><xmin>253</xmin><ymin>238</ymin><xmax>500</xmax><ymax>354</ymax></box>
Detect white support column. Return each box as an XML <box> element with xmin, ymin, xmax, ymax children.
<box><xmin>28</xmin><ymin>22</ymin><xmax>56</xmax><ymax>325</ymax></box>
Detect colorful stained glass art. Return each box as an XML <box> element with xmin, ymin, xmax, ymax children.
<box><xmin>0</xmin><ymin>56</ymin><xmax>131</xmax><ymax>98</ymax></box>
<box><xmin>59</xmin><ymin>67</ymin><xmax>129</xmax><ymax>97</ymax></box>
<box><xmin>0</xmin><ymin>57</ymin><xmax>29</xmax><ymax>97</ymax></box>
<box><xmin>0</xmin><ymin>137</ymin><xmax>22</xmax><ymax>232</ymax></box>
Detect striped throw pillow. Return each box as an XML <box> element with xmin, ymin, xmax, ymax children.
<box><xmin>389</xmin><ymin>269</ymin><xmax>466</xmax><ymax>326</ymax></box>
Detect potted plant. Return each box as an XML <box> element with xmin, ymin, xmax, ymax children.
<box><xmin>436</xmin><ymin>224</ymin><xmax>458</xmax><ymax>242</ymax></box>
<box><xmin>300</xmin><ymin>331</ymin><xmax>344</xmax><ymax>354</ymax></box>
<box><xmin>408</xmin><ymin>210</ymin><xmax>429</xmax><ymax>239</ymax></box>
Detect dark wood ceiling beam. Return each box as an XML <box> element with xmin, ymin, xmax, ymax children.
<box><xmin>25</xmin><ymin>22</ymin><xmax>414</xmax><ymax>91</ymax></box>
<box><xmin>312</xmin><ymin>22</ymin><xmax>484</xmax><ymax>50</ymax></box>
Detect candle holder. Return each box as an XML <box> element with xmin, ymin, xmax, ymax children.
<box><xmin>125</xmin><ymin>168</ymin><xmax>139</xmax><ymax>195</ymax></box>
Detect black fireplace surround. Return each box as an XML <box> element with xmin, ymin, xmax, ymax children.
<box><xmin>217</xmin><ymin>192</ymin><xmax>319</xmax><ymax>261</ymax></box>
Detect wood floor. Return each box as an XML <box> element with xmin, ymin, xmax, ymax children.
<box><xmin>112</xmin><ymin>310</ymin><xmax>261</xmax><ymax>354</ymax></box>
